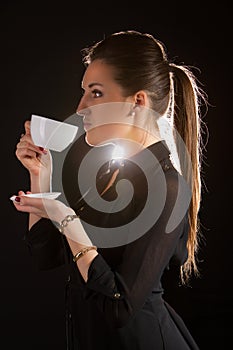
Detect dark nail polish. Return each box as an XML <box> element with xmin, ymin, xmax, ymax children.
<box><xmin>39</xmin><ymin>147</ymin><xmax>44</xmax><ymax>151</ymax></box>
<box><xmin>15</xmin><ymin>196</ymin><xmax>21</xmax><ymax>202</ymax></box>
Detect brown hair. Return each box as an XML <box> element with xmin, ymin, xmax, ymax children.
<box><xmin>82</xmin><ymin>30</ymin><xmax>207</xmax><ymax>284</ymax></box>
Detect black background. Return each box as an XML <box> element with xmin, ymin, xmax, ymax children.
<box><xmin>1</xmin><ymin>1</ymin><xmax>232</xmax><ymax>349</ymax></box>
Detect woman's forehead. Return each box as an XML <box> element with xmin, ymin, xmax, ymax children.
<box><xmin>82</xmin><ymin>60</ymin><xmax>115</xmax><ymax>88</ymax></box>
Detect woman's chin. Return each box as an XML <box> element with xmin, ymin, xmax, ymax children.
<box><xmin>85</xmin><ymin>134</ymin><xmax>105</xmax><ymax>147</ymax></box>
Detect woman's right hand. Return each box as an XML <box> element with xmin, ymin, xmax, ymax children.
<box><xmin>15</xmin><ymin>120</ymin><xmax>52</xmax><ymax>178</ymax></box>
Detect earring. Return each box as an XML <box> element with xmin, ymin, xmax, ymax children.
<box><xmin>128</xmin><ymin>104</ymin><xmax>138</xmax><ymax>117</ymax></box>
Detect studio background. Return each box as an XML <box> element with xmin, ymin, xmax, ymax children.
<box><xmin>1</xmin><ymin>2</ymin><xmax>232</xmax><ymax>349</ymax></box>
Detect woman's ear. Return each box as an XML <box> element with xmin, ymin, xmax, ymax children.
<box><xmin>134</xmin><ymin>91</ymin><xmax>149</xmax><ymax>107</ymax></box>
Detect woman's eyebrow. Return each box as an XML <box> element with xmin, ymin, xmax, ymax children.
<box><xmin>88</xmin><ymin>83</ymin><xmax>104</xmax><ymax>89</ymax></box>
<box><xmin>81</xmin><ymin>82</ymin><xmax>104</xmax><ymax>89</ymax></box>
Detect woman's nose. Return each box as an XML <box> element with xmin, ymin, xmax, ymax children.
<box><xmin>76</xmin><ymin>104</ymin><xmax>91</xmax><ymax>118</ymax></box>
<box><xmin>76</xmin><ymin>97</ymin><xmax>85</xmax><ymax>113</ymax></box>
<box><xmin>76</xmin><ymin>94</ymin><xmax>92</xmax><ymax>117</ymax></box>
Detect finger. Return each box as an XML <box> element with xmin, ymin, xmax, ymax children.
<box><xmin>19</xmin><ymin>133</ymin><xmax>32</xmax><ymax>143</ymax></box>
<box><xmin>12</xmin><ymin>200</ymin><xmax>42</xmax><ymax>215</ymax></box>
<box><xmin>24</xmin><ymin>120</ymin><xmax>31</xmax><ymax>136</ymax></box>
<box><xmin>15</xmin><ymin>147</ymin><xmax>42</xmax><ymax>161</ymax></box>
<box><xmin>18</xmin><ymin>127</ymin><xmax>49</xmax><ymax>154</ymax></box>
<box><xmin>18</xmin><ymin>190</ymin><xmax>26</xmax><ymax>195</ymax></box>
<box><xmin>18</xmin><ymin>136</ymin><xmax>48</xmax><ymax>155</ymax></box>
<box><xmin>18</xmin><ymin>196</ymin><xmax>48</xmax><ymax>207</ymax></box>
<box><xmin>12</xmin><ymin>196</ymin><xmax>44</xmax><ymax>214</ymax></box>
<box><xmin>17</xmin><ymin>133</ymin><xmax>37</xmax><ymax>148</ymax></box>
<box><xmin>10</xmin><ymin>191</ymin><xmax>29</xmax><ymax>202</ymax></box>
<box><xmin>16</xmin><ymin>140</ymin><xmax>45</xmax><ymax>155</ymax></box>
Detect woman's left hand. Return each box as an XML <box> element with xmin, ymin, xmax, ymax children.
<box><xmin>11</xmin><ymin>192</ymin><xmax>96</xmax><ymax>276</ymax></box>
<box><xmin>11</xmin><ymin>191</ymin><xmax>74</xmax><ymax>224</ymax></box>
<box><xmin>11</xmin><ymin>191</ymin><xmax>92</xmax><ymax>246</ymax></box>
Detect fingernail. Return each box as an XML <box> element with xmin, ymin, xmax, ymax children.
<box><xmin>39</xmin><ymin>147</ymin><xmax>47</xmax><ymax>154</ymax></box>
<box><xmin>15</xmin><ymin>196</ymin><xmax>21</xmax><ymax>202</ymax></box>
<box><xmin>39</xmin><ymin>147</ymin><xmax>48</xmax><ymax>154</ymax></box>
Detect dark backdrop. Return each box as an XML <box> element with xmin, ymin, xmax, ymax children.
<box><xmin>1</xmin><ymin>1</ymin><xmax>232</xmax><ymax>349</ymax></box>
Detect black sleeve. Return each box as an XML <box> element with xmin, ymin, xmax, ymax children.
<box><xmin>24</xmin><ymin>218</ymin><xmax>66</xmax><ymax>270</ymax></box>
<box><xmin>79</xmin><ymin>169</ymin><xmax>190</xmax><ymax>328</ymax></box>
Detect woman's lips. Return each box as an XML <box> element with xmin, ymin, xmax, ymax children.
<box><xmin>83</xmin><ymin>122</ymin><xmax>92</xmax><ymax>130</ymax></box>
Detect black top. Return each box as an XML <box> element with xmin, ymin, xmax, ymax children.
<box><xmin>25</xmin><ymin>139</ymin><xmax>199</xmax><ymax>350</ymax></box>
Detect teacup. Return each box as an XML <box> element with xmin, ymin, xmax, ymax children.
<box><xmin>30</xmin><ymin>114</ymin><xmax>78</xmax><ymax>152</ymax></box>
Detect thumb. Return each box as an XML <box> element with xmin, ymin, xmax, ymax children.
<box><xmin>24</xmin><ymin>120</ymin><xmax>31</xmax><ymax>136</ymax></box>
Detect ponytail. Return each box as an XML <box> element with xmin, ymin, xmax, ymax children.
<box><xmin>169</xmin><ymin>63</ymin><xmax>207</xmax><ymax>284</ymax></box>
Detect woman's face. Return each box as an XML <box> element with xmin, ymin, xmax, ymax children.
<box><xmin>77</xmin><ymin>59</ymin><xmax>136</xmax><ymax>146</ymax></box>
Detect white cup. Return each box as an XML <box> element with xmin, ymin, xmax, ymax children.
<box><xmin>30</xmin><ymin>114</ymin><xmax>78</xmax><ymax>152</ymax></box>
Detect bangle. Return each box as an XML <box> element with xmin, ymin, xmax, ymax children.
<box><xmin>73</xmin><ymin>246</ymin><xmax>97</xmax><ymax>263</ymax></box>
<box><xmin>58</xmin><ymin>214</ymin><xmax>79</xmax><ymax>233</ymax></box>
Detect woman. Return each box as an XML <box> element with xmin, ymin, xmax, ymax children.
<box><xmin>12</xmin><ymin>30</ymin><xmax>207</xmax><ymax>349</ymax></box>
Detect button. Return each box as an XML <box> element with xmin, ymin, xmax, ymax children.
<box><xmin>164</xmin><ymin>164</ymin><xmax>170</xmax><ymax>171</ymax></box>
<box><xmin>114</xmin><ymin>292</ymin><xmax>121</xmax><ymax>299</ymax></box>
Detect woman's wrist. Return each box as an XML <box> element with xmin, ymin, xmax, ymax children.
<box><xmin>52</xmin><ymin>205</ymin><xmax>75</xmax><ymax>226</ymax></box>
<box><xmin>66</xmin><ymin>237</ymin><xmax>98</xmax><ymax>282</ymax></box>
<box><xmin>58</xmin><ymin>212</ymin><xmax>93</xmax><ymax>247</ymax></box>
<box><xmin>30</xmin><ymin>151</ymin><xmax>53</xmax><ymax>192</ymax></box>
<box><xmin>30</xmin><ymin>172</ymin><xmax>52</xmax><ymax>193</ymax></box>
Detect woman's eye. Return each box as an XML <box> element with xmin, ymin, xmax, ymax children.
<box><xmin>92</xmin><ymin>89</ymin><xmax>103</xmax><ymax>98</ymax></box>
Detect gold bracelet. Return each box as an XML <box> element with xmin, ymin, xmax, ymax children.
<box><xmin>73</xmin><ymin>246</ymin><xmax>97</xmax><ymax>263</ymax></box>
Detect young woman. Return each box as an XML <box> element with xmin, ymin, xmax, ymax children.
<box><xmin>12</xmin><ymin>30</ymin><xmax>207</xmax><ymax>349</ymax></box>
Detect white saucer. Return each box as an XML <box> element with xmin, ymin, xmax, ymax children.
<box><xmin>10</xmin><ymin>192</ymin><xmax>61</xmax><ymax>201</ymax></box>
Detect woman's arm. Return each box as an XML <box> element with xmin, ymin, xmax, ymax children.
<box><xmin>13</xmin><ymin>194</ymin><xmax>99</xmax><ymax>279</ymax></box>
<box><xmin>15</xmin><ymin>120</ymin><xmax>53</xmax><ymax>229</ymax></box>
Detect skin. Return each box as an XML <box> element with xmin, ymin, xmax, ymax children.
<box><xmin>12</xmin><ymin>59</ymin><xmax>157</xmax><ymax>282</ymax></box>
<box><xmin>78</xmin><ymin>60</ymin><xmax>159</xmax><ymax>148</ymax></box>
